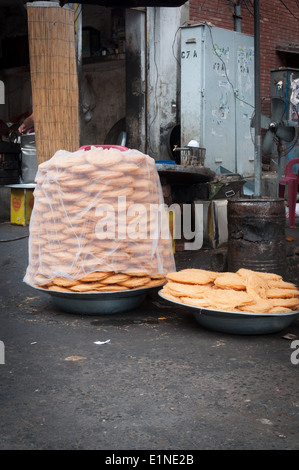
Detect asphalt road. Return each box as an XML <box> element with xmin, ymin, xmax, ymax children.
<box><xmin>0</xmin><ymin>223</ymin><xmax>298</xmax><ymax>451</ymax></box>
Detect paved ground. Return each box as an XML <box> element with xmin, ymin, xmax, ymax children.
<box><xmin>0</xmin><ymin>220</ymin><xmax>298</xmax><ymax>451</ymax></box>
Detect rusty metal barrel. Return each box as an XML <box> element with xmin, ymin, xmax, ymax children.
<box><xmin>227</xmin><ymin>198</ymin><xmax>287</xmax><ymax>276</ymax></box>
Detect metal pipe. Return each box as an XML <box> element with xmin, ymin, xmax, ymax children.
<box><xmin>173</xmin><ymin>145</ymin><xmax>191</xmax><ymax>152</ymax></box>
<box><xmin>254</xmin><ymin>0</ymin><xmax>262</xmax><ymax>197</ymax></box>
<box><xmin>234</xmin><ymin>3</ymin><xmax>242</xmax><ymax>32</ymax></box>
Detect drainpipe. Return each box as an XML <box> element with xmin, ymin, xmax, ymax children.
<box><xmin>233</xmin><ymin>2</ymin><xmax>241</xmax><ymax>172</ymax></box>
<box><xmin>234</xmin><ymin>2</ymin><xmax>242</xmax><ymax>32</ymax></box>
<box><xmin>254</xmin><ymin>0</ymin><xmax>262</xmax><ymax>197</ymax></box>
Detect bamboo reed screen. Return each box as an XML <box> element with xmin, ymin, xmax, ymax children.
<box><xmin>27</xmin><ymin>2</ymin><xmax>79</xmax><ymax>165</ymax></box>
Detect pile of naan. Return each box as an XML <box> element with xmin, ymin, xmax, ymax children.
<box><xmin>161</xmin><ymin>268</ymin><xmax>299</xmax><ymax>313</ymax></box>
<box><xmin>24</xmin><ymin>146</ymin><xmax>175</xmax><ymax>290</ymax></box>
<box><xmin>42</xmin><ymin>271</ymin><xmax>165</xmax><ymax>293</ymax></box>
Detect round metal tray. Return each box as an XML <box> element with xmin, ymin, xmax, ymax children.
<box><xmin>158</xmin><ymin>290</ymin><xmax>299</xmax><ymax>335</ymax></box>
<box><xmin>26</xmin><ymin>283</ymin><xmax>161</xmax><ymax>315</ymax></box>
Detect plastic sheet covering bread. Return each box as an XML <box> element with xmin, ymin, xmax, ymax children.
<box><xmin>24</xmin><ymin>147</ymin><xmax>176</xmax><ymax>291</ymax></box>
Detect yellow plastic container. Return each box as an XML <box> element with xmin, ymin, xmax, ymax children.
<box><xmin>8</xmin><ymin>184</ymin><xmax>35</xmax><ymax>226</ymax></box>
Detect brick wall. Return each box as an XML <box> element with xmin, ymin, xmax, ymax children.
<box><xmin>189</xmin><ymin>0</ymin><xmax>299</xmax><ymax>117</ymax></box>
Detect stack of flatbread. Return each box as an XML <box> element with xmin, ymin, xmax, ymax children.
<box><xmin>24</xmin><ymin>147</ymin><xmax>175</xmax><ymax>291</ymax></box>
<box><xmin>161</xmin><ymin>268</ymin><xmax>299</xmax><ymax>313</ymax></box>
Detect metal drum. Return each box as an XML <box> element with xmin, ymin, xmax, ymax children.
<box><xmin>227</xmin><ymin>197</ymin><xmax>287</xmax><ymax>276</ymax></box>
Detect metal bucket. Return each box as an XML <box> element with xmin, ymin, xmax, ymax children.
<box><xmin>227</xmin><ymin>197</ymin><xmax>287</xmax><ymax>276</ymax></box>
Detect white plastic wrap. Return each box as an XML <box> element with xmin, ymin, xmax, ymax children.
<box><xmin>24</xmin><ymin>146</ymin><xmax>176</xmax><ymax>291</ymax></box>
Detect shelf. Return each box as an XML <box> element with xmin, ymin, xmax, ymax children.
<box><xmin>82</xmin><ymin>53</ymin><xmax>125</xmax><ymax>65</ymax></box>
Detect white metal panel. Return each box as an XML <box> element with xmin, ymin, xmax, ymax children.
<box><xmin>180</xmin><ymin>25</ymin><xmax>254</xmax><ymax>177</ymax></box>
<box><xmin>180</xmin><ymin>26</ymin><xmax>204</xmax><ymax>148</ymax></box>
<box><xmin>203</xmin><ymin>26</ymin><xmax>237</xmax><ymax>172</ymax></box>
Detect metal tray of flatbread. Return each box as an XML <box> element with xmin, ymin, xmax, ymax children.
<box><xmin>158</xmin><ymin>290</ymin><xmax>299</xmax><ymax>335</ymax></box>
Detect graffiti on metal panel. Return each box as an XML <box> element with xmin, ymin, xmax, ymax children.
<box><xmin>237</xmin><ymin>48</ymin><xmax>253</xmax><ymax>75</ymax></box>
<box><xmin>212</xmin><ymin>44</ymin><xmax>229</xmax><ymax>59</ymax></box>
<box><xmin>212</xmin><ymin>44</ymin><xmax>229</xmax><ymax>75</ymax></box>
<box><xmin>290</xmin><ymin>77</ymin><xmax>299</xmax><ymax>122</ymax></box>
